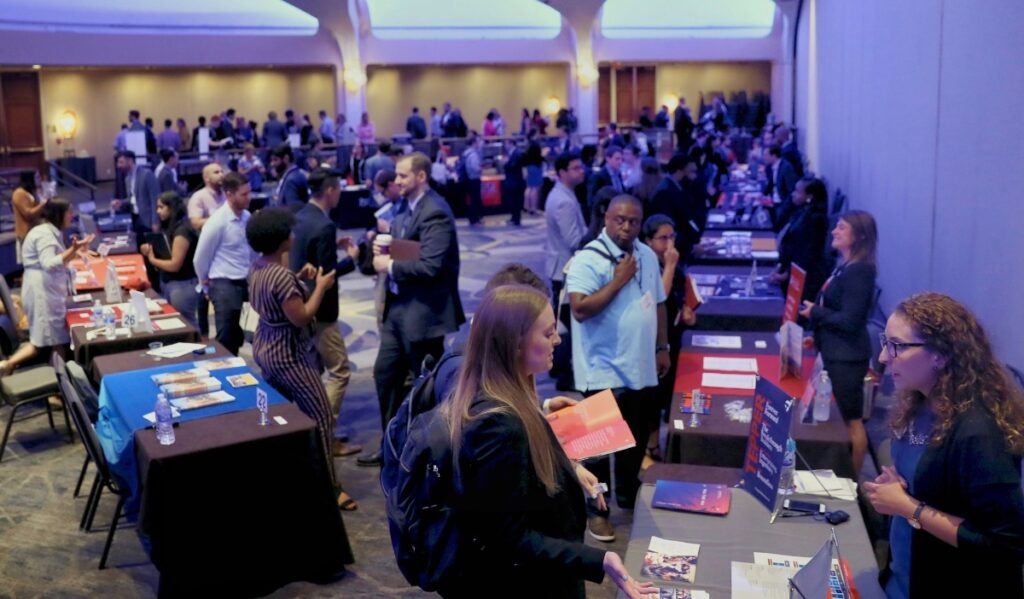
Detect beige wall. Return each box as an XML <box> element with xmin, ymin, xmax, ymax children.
<box><xmin>365</xmin><ymin>64</ymin><xmax>569</xmax><ymax>138</ymax></box>
<box><xmin>654</xmin><ymin>61</ymin><xmax>772</xmax><ymax>111</ymax></box>
<box><xmin>39</xmin><ymin>67</ymin><xmax>336</xmax><ymax>179</ymax></box>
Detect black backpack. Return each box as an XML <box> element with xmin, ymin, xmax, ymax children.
<box><xmin>381</xmin><ymin>351</ymin><xmax>466</xmax><ymax>592</ymax></box>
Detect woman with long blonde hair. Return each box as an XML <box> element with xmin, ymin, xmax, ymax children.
<box><xmin>441</xmin><ymin>284</ymin><xmax>653</xmax><ymax>598</ymax></box>
<box><xmin>865</xmin><ymin>292</ymin><xmax>1024</xmax><ymax>598</ymax></box>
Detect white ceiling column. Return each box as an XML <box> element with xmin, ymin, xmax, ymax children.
<box><xmin>548</xmin><ymin>0</ymin><xmax>605</xmax><ymax>136</ymax></box>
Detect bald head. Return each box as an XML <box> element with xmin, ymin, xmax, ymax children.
<box><xmin>203</xmin><ymin>163</ymin><xmax>225</xmax><ymax>191</ymax></box>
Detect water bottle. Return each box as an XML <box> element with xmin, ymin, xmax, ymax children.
<box><xmin>91</xmin><ymin>300</ymin><xmax>104</xmax><ymax>326</ymax></box>
<box><xmin>103</xmin><ymin>307</ymin><xmax>117</xmax><ymax>338</ymax></box>
<box><xmin>778</xmin><ymin>438</ymin><xmax>797</xmax><ymax>496</ymax></box>
<box><xmin>814</xmin><ymin>371</ymin><xmax>833</xmax><ymax>422</ymax></box>
<box><xmin>154</xmin><ymin>393</ymin><xmax>175</xmax><ymax>446</ymax></box>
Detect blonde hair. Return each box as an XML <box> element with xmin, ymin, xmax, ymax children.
<box><xmin>443</xmin><ymin>285</ymin><xmax>562</xmax><ymax>494</ymax></box>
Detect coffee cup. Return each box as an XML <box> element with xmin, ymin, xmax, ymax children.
<box><xmin>376</xmin><ymin>234</ymin><xmax>393</xmax><ymax>255</ymax></box>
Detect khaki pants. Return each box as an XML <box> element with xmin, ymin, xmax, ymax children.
<box><xmin>313</xmin><ymin>320</ymin><xmax>352</xmax><ymax>419</ymax></box>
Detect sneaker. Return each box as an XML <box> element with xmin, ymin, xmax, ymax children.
<box><xmin>587</xmin><ymin>515</ymin><xmax>615</xmax><ymax>542</ymax></box>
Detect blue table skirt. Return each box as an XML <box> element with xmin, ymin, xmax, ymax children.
<box><xmin>95</xmin><ymin>360</ymin><xmax>288</xmax><ymax>508</ymax></box>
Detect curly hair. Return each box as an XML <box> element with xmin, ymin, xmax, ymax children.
<box><xmin>890</xmin><ymin>292</ymin><xmax>1024</xmax><ymax>453</ymax></box>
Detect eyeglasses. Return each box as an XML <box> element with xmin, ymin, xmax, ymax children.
<box><xmin>878</xmin><ymin>333</ymin><xmax>925</xmax><ymax>359</ymax></box>
<box><xmin>652</xmin><ymin>233</ymin><xmax>677</xmax><ymax>241</ymax></box>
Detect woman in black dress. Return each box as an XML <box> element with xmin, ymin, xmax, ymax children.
<box><xmin>246</xmin><ymin>207</ymin><xmax>356</xmax><ymax>510</ymax></box>
<box><xmin>441</xmin><ymin>285</ymin><xmax>654</xmax><ymax>599</ymax></box>
<box><xmin>799</xmin><ymin>209</ymin><xmax>878</xmax><ymax>477</ymax></box>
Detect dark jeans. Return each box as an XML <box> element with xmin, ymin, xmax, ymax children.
<box><xmin>504</xmin><ymin>181</ymin><xmax>524</xmax><ymax>225</ymax></box>
<box><xmin>583</xmin><ymin>386</ymin><xmax>655</xmax><ymax>512</ymax></box>
<box><xmin>130</xmin><ymin>213</ymin><xmax>161</xmax><ymax>294</ymax></box>
<box><xmin>208</xmin><ymin>278</ymin><xmax>248</xmax><ymax>355</ymax></box>
<box><xmin>465</xmin><ymin>178</ymin><xmax>482</xmax><ymax>224</ymax></box>
<box><xmin>197</xmin><ymin>293</ymin><xmax>210</xmax><ymax>336</ymax></box>
<box><xmin>161</xmin><ymin>277</ymin><xmax>199</xmax><ymax>327</ymax></box>
<box><xmin>372</xmin><ymin>319</ymin><xmax>445</xmax><ymax>431</ymax></box>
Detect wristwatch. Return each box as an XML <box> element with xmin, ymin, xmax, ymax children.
<box><xmin>907</xmin><ymin>501</ymin><xmax>926</xmax><ymax>529</ymax></box>
<box><xmin>656</xmin><ymin>344</ymin><xmax>671</xmax><ymax>353</ymax></box>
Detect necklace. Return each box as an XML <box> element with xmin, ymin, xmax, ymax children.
<box><xmin>907</xmin><ymin>422</ymin><xmax>929</xmax><ymax>446</ymax></box>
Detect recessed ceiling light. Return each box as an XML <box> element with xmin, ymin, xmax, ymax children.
<box><xmin>32</xmin><ymin>64</ymin><xmax>42</xmax><ymax>70</ymax></box>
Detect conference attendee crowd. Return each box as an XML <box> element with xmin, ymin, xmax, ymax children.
<box><xmin>6</xmin><ymin>94</ymin><xmax>1022</xmax><ymax>599</ymax></box>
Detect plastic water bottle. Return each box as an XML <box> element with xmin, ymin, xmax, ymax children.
<box><xmin>154</xmin><ymin>393</ymin><xmax>175</xmax><ymax>446</ymax></box>
<box><xmin>778</xmin><ymin>438</ymin><xmax>797</xmax><ymax>496</ymax></box>
<box><xmin>91</xmin><ymin>300</ymin><xmax>104</xmax><ymax>326</ymax></box>
<box><xmin>814</xmin><ymin>371</ymin><xmax>833</xmax><ymax>422</ymax></box>
<box><xmin>103</xmin><ymin>307</ymin><xmax>117</xmax><ymax>338</ymax></box>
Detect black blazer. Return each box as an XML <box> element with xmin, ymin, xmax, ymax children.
<box><xmin>386</xmin><ymin>189</ymin><xmax>465</xmax><ymax>342</ymax></box>
<box><xmin>649</xmin><ymin>176</ymin><xmax>707</xmax><ymax>261</ymax></box>
<box><xmin>290</xmin><ymin>203</ymin><xmax>355</xmax><ymax>323</ymax></box>
<box><xmin>904</xmin><ymin>401</ymin><xmax>1024</xmax><ymax>598</ymax></box>
<box><xmin>809</xmin><ymin>261</ymin><xmax>875</xmax><ymax>361</ymax></box>
<box><xmin>586</xmin><ymin>166</ymin><xmax>623</xmax><ymax>211</ymax></box>
<box><xmin>445</xmin><ymin>396</ymin><xmax>605</xmax><ymax>598</ymax></box>
<box><xmin>777</xmin><ymin>204</ymin><xmax>829</xmax><ymax>301</ymax></box>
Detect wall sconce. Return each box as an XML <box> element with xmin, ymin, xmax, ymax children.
<box><xmin>543</xmin><ymin>96</ymin><xmax>561</xmax><ymax>115</ymax></box>
<box><xmin>577</xmin><ymin>62</ymin><xmax>599</xmax><ymax>87</ymax></box>
<box><xmin>662</xmin><ymin>94</ymin><xmax>679</xmax><ymax>109</ymax></box>
<box><xmin>57</xmin><ymin>110</ymin><xmax>79</xmax><ymax>139</ymax></box>
<box><xmin>343</xmin><ymin>66</ymin><xmax>367</xmax><ymax>92</ymax></box>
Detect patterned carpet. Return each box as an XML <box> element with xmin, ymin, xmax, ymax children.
<box><xmin>0</xmin><ymin>213</ymin><xmax>634</xmax><ymax>598</ymax></box>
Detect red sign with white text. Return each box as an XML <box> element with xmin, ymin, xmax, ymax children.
<box><xmin>783</xmin><ymin>263</ymin><xmax>807</xmax><ymax>322</ymax></box>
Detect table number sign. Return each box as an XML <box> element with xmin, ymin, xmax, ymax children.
<box><xmin>256</xmin><ymin>387</ymin><xmax>269</xmax><ymax>426</ymax></box>
<box><xmin>738</xmin><ymin>377</ymin><xmax>795</xmax><ymax>513</ymax></box>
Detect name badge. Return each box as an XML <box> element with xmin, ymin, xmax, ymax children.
<box><xmin>639</xmin><ymin>290</ymin><xmax>654</xmax><ymax>313</ymax></box>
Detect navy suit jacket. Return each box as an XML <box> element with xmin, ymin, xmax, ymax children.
<box><xmin>290</xmin><ymin>203</ymin><xmax>354</xmax><ymax>323</ymax></box>
<box><xmin>386</xmin><ymin>189</ymin><xmax>465</xmax><ymax>342</ymax></box>
<box><xmin>809</xmin><ymin>261</ymin><xmax>876</xmax><ymax>361</ymax></box>
<box><xmin>122</xmin><ymin>166</ymin><xmax>159</xmax><ymax>229</ymax></box>
<box><xmin>278</xmin><ymin>167</ymin><xmax>309</xmax><ymax>212</ymax></box>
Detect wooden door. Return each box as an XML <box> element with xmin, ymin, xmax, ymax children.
<box><xmin>598</xmin><ymin>65</ymin><xmax>611</xmax><ymax>125</ymax></box>
<box><xmin>635</xmin><ymin>66</ymin><xmax>656</xmax><ymax>120</ymax></box>
<box><xmin>614</xmin><ymin>66</ymin><xmax>634</xmax><ymax>125</ymax></box>
<box><xmin>0</xmin><ymin>72</ymin><xmax>45</xmax><ymax>172</ymax></box>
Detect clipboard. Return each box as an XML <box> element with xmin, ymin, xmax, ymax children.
<box><xmin>143</xmin><ymin>232</ymin><xmax>172</xmax><ymax>260</ymax></box>
<box><xmin>391</xmin><ymin>239</ymin><xmax>421</xmax><ymax>261</ymax></box>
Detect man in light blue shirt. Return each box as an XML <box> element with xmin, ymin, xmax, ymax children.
<box><xmin>566</xmin><ymin>194</ymin><xmax>670</xmax><ymax>539</ymax></box>
<box><xmin>193</xmin><ymin>171</ymin><xmax>254</xmax><ymax>355</ymax></box>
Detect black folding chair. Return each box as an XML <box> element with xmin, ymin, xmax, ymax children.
<box><xmin>56</xmin><ymin>355</ymin><xmax>131</xmax><ymax>569</ymax></box>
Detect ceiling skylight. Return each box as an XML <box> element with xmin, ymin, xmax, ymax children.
<box><xmin>366</xmin><ymin>0</ymin><xmax>562</xmax><ymax>40</ymax></box>
<box><xmin>601</xmin><ymin>0</ymin><xmax>777</xmax><ymax>39</ymax></box>
<box><xmin>0</xmin><ymin>0</ymin><xmax>319</xmax><ymax>36</ymax></box>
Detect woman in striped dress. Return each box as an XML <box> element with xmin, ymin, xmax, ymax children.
<box><xmin>246</xmin><ymin>207</ymin><xmax>357</xmax><ymax>511</ymax></box>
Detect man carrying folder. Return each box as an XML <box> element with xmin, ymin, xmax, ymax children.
<box><xmin>363</xmin><ymin>152</ymin><xmax>465</xmax><ymax>467</ymax></box>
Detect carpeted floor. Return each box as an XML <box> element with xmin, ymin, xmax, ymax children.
<box><xmin>0</xmin><ymin>213</ymin><xmax>637</xmax><ymax>598</ymax></box>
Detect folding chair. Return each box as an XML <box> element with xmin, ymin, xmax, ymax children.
<box><xmin>56</xmin><ymin>359</ymin><xmax>132</xmax><ymax>569</ymax></box>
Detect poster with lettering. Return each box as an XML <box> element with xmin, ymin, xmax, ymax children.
<box><xmin>738</xmin><ymin>377</ymin><xmax>796</xmax><ymax>512</ymax></box>
<box><xmin>782</xmin><ymin>263</ymin><xmax>807</xmax><ymax>322</ymax></box>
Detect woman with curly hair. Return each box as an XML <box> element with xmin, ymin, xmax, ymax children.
<box><xmin>865</xmin><ymin>292</ymin><xmax>1024</xmax><ymax>599</ymax></box>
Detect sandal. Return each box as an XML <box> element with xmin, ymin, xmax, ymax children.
<box><xmin>337</xmin><ymin>492</ymin><xmax>358</xmax><ymax>511</ymax></box>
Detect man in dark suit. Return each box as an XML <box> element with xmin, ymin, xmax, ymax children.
<box><xmin>112</xmin><ymin>150</ymin><xmax>159</xmax><ymax>234</ymax></box>
<box><xmin>764</xmin><ymin>145</ymin><xmax>798</xmax><ymax>228</ymax></box>
<box><xmin>362</xmin><ymin>152</ymin><xmax>465</xmax><ymax>466</ymax></box>
<box><xmin>155</xmin><ymin>149</ymin><xmax>179</xmax><ymax>193</ymax></box>
<box><xmin>262</xmin><ymin>111</ymin><xmax>288</xmax><ymax>149</ymax></box>
<box><xmin>774</xmin><ymin>125</ymin><xmax>804</xmax><ymax>178</ymax></box>
<box><xmin>269</xmin><ymin>143</ymin><xmax>309</xmax><ymax>211</ymax></box>
<box><xmin>649</xmin><ymin>154</ymin><xmax>708</xmax><ymax>262</ymax></box>
<box><xmin>586</xmin><ymin>144</ymin><xmax>625</xmax><ymax>213</ymax></box>
<box><xmin>291</xmin><ymin>168</ymin><xmax>363</xmax><ymax>457</ymax></box>
<box><xmin>673</xmin><ymin>97</ymin><xmax>694</xmax><ymax>153</ymax></box>
<box><xmin>405</xmin><ymin>106</ymin><xmax>427</xmax><ymax>140</ymax></box>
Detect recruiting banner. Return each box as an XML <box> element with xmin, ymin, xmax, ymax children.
<box><xmin>782</xmin><ymin>263</ymin><xmax>807</xmax><ymax>323</ymax></box>
<box><xmin>738</xmin><ymin>377</ymin><xmax>796</xmax><ymax>512</ymax></box>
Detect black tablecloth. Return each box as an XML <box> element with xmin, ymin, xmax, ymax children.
<box><xmin>137</xmin><ymin>403</ymin><xmax>353</xmax><ymax>597</ymax></box>
<box><xmin>689</xmin><ymin>265</ymin><xmax>784</xmax><ymax>332</ymax></box>
<box><xmin>666</xmin><ymin>330</ymin><xmax>855</xmax><ymax>478</ymax></box>
<box><xmin>90</xmin><ymin>340</ymin><xmax>231</xmax><ymax>386</ymax></box>
<box><xmin>693</xmin><ymin>230</ymin><xmax>778</xmax><ymax>266</ymax></box>
<box><xmin>56</xmin><ymin>156</ymin><xmax>97</xmax><ymax>185</ymax></box>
